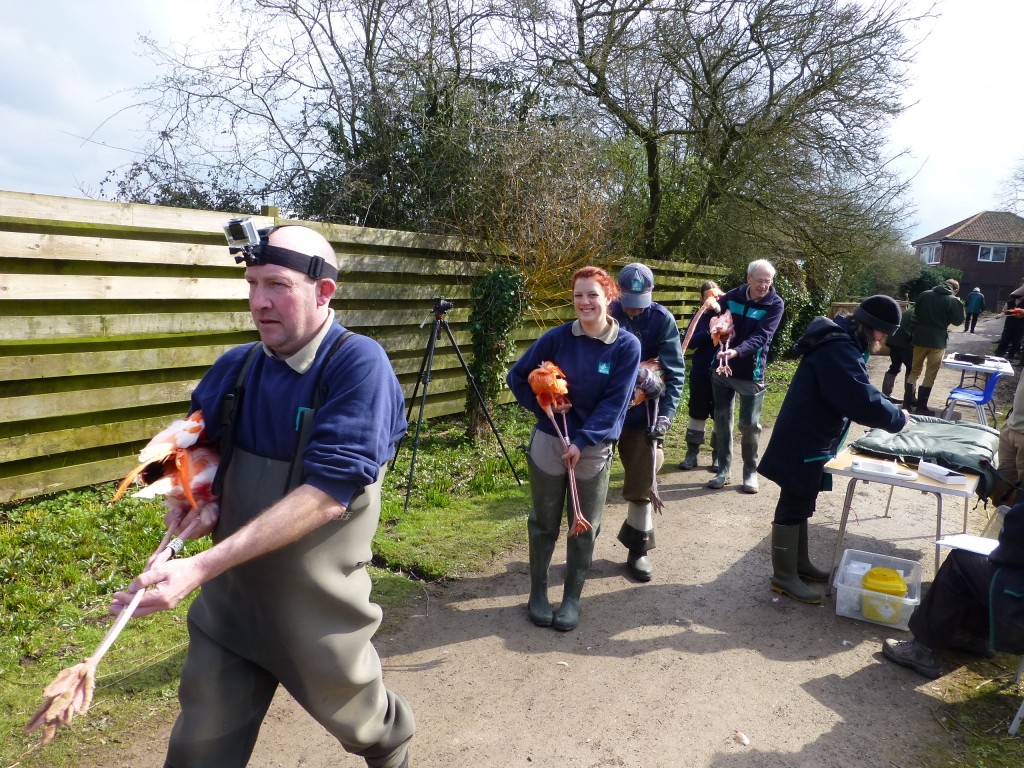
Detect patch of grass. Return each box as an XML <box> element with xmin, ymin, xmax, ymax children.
<box><xmin>920</xmin><ymin>656</ymin><xmax>1024</xmax><ymax>767</ymax></box>
<box><xmin>0</xmin><ymin>405</ymin><xmax>534</xmax><ymax>766</ymax></box>
<box><xmin>762</xmin><ymin>357</ymin><xmax>800</xmax><ymax>424</ymax></box>
<box><xmin>0</xmin><ymin>486</ymin><xmax>202</xmax><ymax>768</ymax></box>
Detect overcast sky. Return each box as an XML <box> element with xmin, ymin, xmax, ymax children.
<box><xmin>1</xmin><ymin>0</ymin><xmax>1021</xmax><ymax>243</ymax></box>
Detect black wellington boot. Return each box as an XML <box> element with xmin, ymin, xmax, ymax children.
<box><xmin>914</xmin><ymin>386</ymin><xmax>935</xmax><ymax>417</ymax></box>
<box><xmin>617</xmin><ymin>518</ymin><xmax>655</xmax><ymax>582</ymax></box>
<box><xmin>902</xmin><ymin>382</ymin><xmax>917</xmax><ymax>410</ymax></box>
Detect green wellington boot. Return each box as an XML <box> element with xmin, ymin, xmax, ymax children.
<box><xmin>553</xmin><ymin>467</ymin><xmax>609</xmax><ymax>631</ymax></box>
<box><xmin>770</xmin><ymin>524</ymin><xmax>822</xmax><ymax>604</ymax></box>
<box><xmin>796</xmin><ymin>520</ymin><xmax>830</xmax><ymax>583</ymax></box>
<box><xmin>528</xmin><ymin>534</ymin><xmax>557</xmax><ymax>626</ymax></box>
<box><xmin>677</xmin><ymin>428</ymin><xmax>703</xmax><ymax>470</ymax></box>
<box><xmin>525</xmin><ymin>458</ymin><xmax>566</xmax><ymax>627</ymax></box>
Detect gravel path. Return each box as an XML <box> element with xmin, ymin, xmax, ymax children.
<box><xmin>97</xmin><ymin>315</ymin><xmax>1015</xmax><ymax>768</ymax></box>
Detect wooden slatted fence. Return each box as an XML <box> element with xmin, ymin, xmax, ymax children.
<box><xmin>0</xmin><ymin>190</ymin><xmax>724</xmax><ymax>502</ymax></box>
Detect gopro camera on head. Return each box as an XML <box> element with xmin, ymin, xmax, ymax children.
<box><xmin>221</xmin><ymin>217</ymin><xmax>340</xmax><ymax>281</ymax></box>
<box><xmin>223</xmin><ymin>217</ymin><xmax>260</xmax><ymax>251</ymax></box>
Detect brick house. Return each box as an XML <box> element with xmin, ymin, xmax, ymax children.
<box><xmin>911</xmin><ymin>210</ymin><xmax>1024</xmax><ymax>310</ymax></box>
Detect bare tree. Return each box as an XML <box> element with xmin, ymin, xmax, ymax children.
<box><xmin>514</xmin><ymin>0</ymin><xmax>929</xmax><ymax>268</ymax></box>
<box><xmin>112</xmin><ymin>0</ymin><xmax>538</xmax><ymax>229</ymax></box>
<box><xmin>1000</xmin><ymin>155</ymin><xmax>1024</xmax><ymax>215</ymax></box>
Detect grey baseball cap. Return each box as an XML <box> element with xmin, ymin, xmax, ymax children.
<box><xmin>618</xmin><ymin>263</ymin><xmax>654</xmax><ymax>309</ymax></box>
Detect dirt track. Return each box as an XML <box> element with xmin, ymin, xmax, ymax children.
<box><xmin>99</xmin><ymin>316</ymin><xmax>1016</xmax><ymax>768</ymax></box>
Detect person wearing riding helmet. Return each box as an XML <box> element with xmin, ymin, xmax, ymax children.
<box><xmin>758</xmin><ymin>296</ymin><xmax>910</xmax><ymax>604</ymax></box>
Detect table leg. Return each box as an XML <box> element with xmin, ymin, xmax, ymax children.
<box><xmin>933</xmin><ymin>490</ymin><xmax>943</xmax><ymax>573</ymax></box>
<box><xmin>826</xmin><ymin>478</ymin><xmax>860</xmax><ymax>597</ymax></box>
<box><xmin>883</xmin><ymin>484</ymin><xmax>896</xmax><ymax>518</ymax></box>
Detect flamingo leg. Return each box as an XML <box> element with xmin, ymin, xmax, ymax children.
<box><xmin>560</xmin><ymin>412</ymin><xmax>590</xmax><ymax>537</ymax></box>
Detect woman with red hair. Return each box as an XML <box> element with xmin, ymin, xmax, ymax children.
<box><xmin>507</xmin><ymin>267</ymin><xmax>641</xmax><ymax>631</ymax></box>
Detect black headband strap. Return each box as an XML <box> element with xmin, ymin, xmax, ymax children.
<box><xmin>233</xmin><ymin>239</ymin><xmax>339</xmax><ymax>281</ymax></box>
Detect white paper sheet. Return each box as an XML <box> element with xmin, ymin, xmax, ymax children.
<box><xmin>935</xmin><ymin>533</ymin><xmax>999</xmax><ymax>555</ymax></box>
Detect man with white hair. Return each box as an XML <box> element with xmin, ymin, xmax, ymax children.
<box><xmin>705</xmin><ymin>259</ymin><xmax>785</xmax><ymax>494</ymax></box>
<box><xmin>112</xmin><ymin>223</ymin><xmax>415</xmax><ymax>768</ymax></box>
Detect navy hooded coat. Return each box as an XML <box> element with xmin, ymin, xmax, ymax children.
<box><xmin>758</xmin><ymin>315</ymin><xmax>907</xmax><ymax>498</ymax></box>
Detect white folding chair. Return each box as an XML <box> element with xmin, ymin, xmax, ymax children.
<box><xmin>1011</xmin><ymin>657</ymin><xmax>1024</xmax><ymax>735</ymax></box>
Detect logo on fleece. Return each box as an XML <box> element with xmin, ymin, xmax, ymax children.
<box><xmin>598</xmin><ymin>361</ymin><xmax>611</xmax><ymax>374</ymax></box>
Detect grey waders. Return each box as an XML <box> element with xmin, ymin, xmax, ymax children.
<box><xmin>554</xmin><ymin>467</ymin><xmax>610</xmax><ymax>632</ymax></box>
<box><xmin>770</xmin><ymin>524</ymin><xmax>822</xmax><ymax>604</ymax></box>
<box><xmin>707</xmin><ymin>400</ymin><xmax>733</xmax><ymax>489</ymax></box>
<box><xmin>525</xmin><ymin>458</ymin><xmax>565</xmax><ymax>627</ymax></box>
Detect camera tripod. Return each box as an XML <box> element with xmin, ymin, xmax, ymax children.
<box><xmin>393</xmin><ymin>297</ymin><xmax>522</xmax><ymax>512</ymax></box>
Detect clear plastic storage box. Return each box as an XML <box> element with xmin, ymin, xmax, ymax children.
<box><xmin>833</xmin><ymin>549</ymin><xmax>922</xmax><ymax>631</ymax></box>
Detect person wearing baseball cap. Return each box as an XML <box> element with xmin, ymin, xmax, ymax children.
<box><xmin>609</xmin><ymin>263</ymin><xmax>686</xmax><ymax>582</ymax></box>
<box><xmin>758</xmin><ymin>295</ymin><xmax>909</xmax><ymax>604</ymax></box>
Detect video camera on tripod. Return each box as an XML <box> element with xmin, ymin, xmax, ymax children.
<box><xmin>397</xmin><ymin>296</ymin><xmax>522</xmax><ymax>510</ymax></box>
<box><xmin>421</xmin><ymin>297</ymin><xmax>456</xmax><ymax>328</ymax></box>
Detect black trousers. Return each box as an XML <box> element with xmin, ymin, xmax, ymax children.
<box><xmin>772</xmin><ymin>488</ymin><xmax>817</xmax><ymax>525</ymax></box>
<box><xmin>908</xmin><ymin>549</ymin><xmax>992</xmax><ymax>650</ymax></box>
<box><xmin>687</xmin><ymin>369</ymin><xmax>715</xmax><ymax>422</ymax></box>
<box><xmin>996</xmin><ymin>320</ymin><xmax>1024</xmax><ymax>358</ymax></box>
<box><xmin>885</xmin><ymin>345</ymin><xmax>913</xmax><ymax>378</ymax></box>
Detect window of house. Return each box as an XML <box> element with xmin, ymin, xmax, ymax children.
<box><xmin>978</xmin><ymin>245</ymin><xmax>1007</xmax><ymax>262</ymax></box>
<box><xmin>919</xmin><ymin>244</ymin><xmax>940</xmax><ymax>264</ymax></box>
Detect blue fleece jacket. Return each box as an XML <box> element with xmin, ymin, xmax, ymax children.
<box><xmin>507</xmin><ymin>321</ymin><xmax>641</xmax><ymax>448</ymax></box>
<box><xmin>190</xmin><ymin>323</ymin><xmax>407</xmax><ymax>507</ymax></box>
<box><xmin>717</xmin><ymin>283</ymin><xmax>785</xmax><ymax>382</ymax></box>
<box><xmin>758</xmin><ymin>315</ymin><xmax>906</xmax><ymax>497</ymax></box>
<box><xmin>609</xmin><ymin>301</ymin><xmax>686</xmax><ymax>425</ymax></box>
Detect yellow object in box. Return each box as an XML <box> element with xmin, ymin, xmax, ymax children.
<box><xmin>861</xmin><ymin>567</ymin><xmax>909</xmax><ymax>625</ymax></box>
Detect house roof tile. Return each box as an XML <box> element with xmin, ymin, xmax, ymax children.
<box><xmin>912</xmin><ymin>211</ymin><xmax>1024</xmax><ymax>246</ymax></box>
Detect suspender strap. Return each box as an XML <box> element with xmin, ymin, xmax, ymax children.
<box><xmin>287</xmin><ymin>331</ymin><xmax>354</xmax><ymax>492</ymax></box>
<box><xmin>212</xmin><ymin>342</ymin><xmax>262</xmax><ymax>496</ymax></box>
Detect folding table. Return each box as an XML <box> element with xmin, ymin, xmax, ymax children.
<box><xmin>823</xmin><ymin>448</ymin><xmax>980</xmax><ymax>596</ymax></box>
